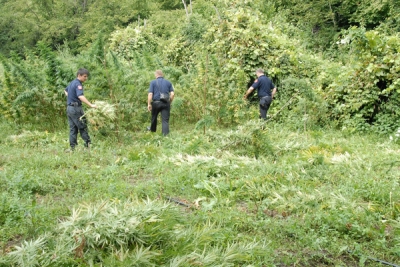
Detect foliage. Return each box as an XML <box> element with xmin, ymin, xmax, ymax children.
<box><xmin>0</xmin><ymin>43</ymin><xmax>71</xmax><ymax>130</ymax></box>
<box><xmin>78</xmin><ymin>0</ymin><xmax>153</xmax><ymax>47</ymax></box>
<box><xmin>276</xmin><ymin>77</ymin><xmax>331</xmax><ymax>129</ymax></box>
<box><xmin>0</xmin><ymin>0</ymin><xmax>181</xmax><ymax>55</ymax></box>
<box><xmin>0</xmin><ymin>39</ymin><xmax>160</xmax><ymax>132</ymax></box>
<box><xmin>82</xmin><ymin>101</ymin><xmax>116</xmax><ymax>131</ymax></box>
<box><xmin>349</xmin><ymin>0</ymin><xmax>400</xmax><ymax>32</ymax></box>
<box><xmin>327</xmin><ymin>27</ymin><xmax>400</xmax><ymax>133</ymax></box>
<box><xmin>0</xmin><ymin>0</ymin><xmax>89</xmax><ymax>54</ymax></box>
<box><xmin>0</xmin><ymin>1</ymin><xmax>42</xmax><ymax>55</ymax></box>
<box><xmin>1</xmin><ymin>0</ymin><xmax>400</xmax><ymax>133</ymax></box>
<box><xmin>273</xmin><ymin>0</ymin><xmax>399</xmax><ymax>50</ymax></box>
<box><xmin>157</xmin><ymin>0</ymin><xmax>182</xmax><ymax>10</ymax></box>
<box><xmin>109</xmin><ymin>25</ymin><xmax>158</xmax><ymax>60</ymax></box>
<box><xmin>3</xmin><ymin>198</ymin><xmax>265</xmax><ymax>266</ymax></box>
<box><xmin>177</xmin><ymin>4</ymin><xmax>330</xmax><ymax>126</ymax></box>
<box><xmin>7</xmin><ymin>237</ymin><xmax>46</xmax><ymax>267</ymax></box>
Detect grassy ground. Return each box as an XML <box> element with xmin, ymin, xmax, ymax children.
<box><xmin>0</xmin><ymin>120</ymin><xmax>399</xmax><ymax>266</ymax></box>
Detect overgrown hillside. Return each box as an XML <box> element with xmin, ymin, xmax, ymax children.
<box><xmin>1</xmin><ymin>0</ymin><xmax>399</xmax><ymax>133</ymax></box>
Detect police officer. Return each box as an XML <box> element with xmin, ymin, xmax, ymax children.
<box><xmin>244</xmin><ymin>68</ymin><xmax>277</xmax><ymax>120</ymax></box>
<box><xmin>147</xmin><ymin>70</ymin><xmax>175</xmax><ymax>135</ymax></box>
<box><xmin>64</xmin><ymin>68</ymin><xmax>96</xmax><ymax>150</ymax></box>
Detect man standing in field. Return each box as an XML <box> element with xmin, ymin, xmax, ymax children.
<box><xmin>147</xmin><ymin>70</ymin><xmax>175</xmax><ymax>135</ymax></box>
<box><xmin>244</xmin><ymin>68</ymin><xmax>277</xmax><ymax>120</ymax></box>
<box><xmin>64</xmin><ymin>68</ymin><xmax>96</xmax><ymax>150</ymax></box>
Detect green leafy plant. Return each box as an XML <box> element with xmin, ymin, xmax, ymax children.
<box><xmin>8</xmin><ymin>237</ymin><xmax>46</xmax><ymax>267</ymax></box>
<box><xmin>81</xmin><ymin>100</ymin><xmax>116</xmax><ymax>131</ymax></box>
<box><xmin>327</xmin><ymin>27</ymin><xmax>400</xmax><ymax>133</ymax></box>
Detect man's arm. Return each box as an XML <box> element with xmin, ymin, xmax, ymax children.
<box><xmin>147</xmin><ymin>93</ymin><xmax>153</xmax><ymax>111</ymax></box>
<box><xmin>78</xmin><ymin>95</ymin><xmax>96</xmax><ymax>108</ymax></box>
<box><xmin>169</xmin><ymin>91</ymin><xmax>175</xmax><ymax>103</ymax></box>
<box><xmin>272</xmin><ymin>87</ymin><xmax>277</xmax><ymax>99</ymax></box>
<box><xmin>64</xmin><ymin>89</ymin><xmax>68</xmax><ymax>96</ymax></box>
<box><xmin>244</xmin><ymin>87</ymin><xmax>254</xmax><ymax>99</ymax></box>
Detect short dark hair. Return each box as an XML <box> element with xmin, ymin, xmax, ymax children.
<box><xmin>77</xmin><ymin>68</ymin><xmax>90</xmax><ymax>77</ymax></box>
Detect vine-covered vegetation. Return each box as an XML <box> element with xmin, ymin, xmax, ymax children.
<box><xmin>1</xmin><ymin>0</ymin><xmax>399</xmax><ymax>133</ymax></box>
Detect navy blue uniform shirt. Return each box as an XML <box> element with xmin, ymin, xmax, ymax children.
<box><xmin>65</xmin><ymin>79</ymin><xmax>84</xmax><ymax>105</ymax></box>
<box><xmin>148</xmin><ymin>77</ymin><xmax>174</xmax><ymax>101</ymax></box>
<box><xmin>251</xmin><ymin>75</ymin><xmax>275</xmax><ymax>98</ymax></box>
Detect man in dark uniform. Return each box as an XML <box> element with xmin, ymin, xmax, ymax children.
<box><xmin>64</xmin><ymin>68</ymin><xmax>96</xmax><ymax>150</ymax></box>
<box><xmin>147</xmin><ymin>70</ymin><xmax>175</xmax><ymax>135</ymax></box>
<box><xmin>244</xmin><ymin>68</ymin><xmax>277</xmax><ymax>120</ymax></box>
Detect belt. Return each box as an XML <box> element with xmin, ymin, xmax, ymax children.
<box><xmin>68</xmin><ymin>102</ymin><xmax>81</xmax><ymax>106</ymax></box>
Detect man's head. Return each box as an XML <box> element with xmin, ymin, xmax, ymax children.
<box><xmin>155</xmin><ymin>70</ymin><xmax>164</xmax><ymax>78</ymax></box>
<box><xmin>77</xmin><ymin>68</ymin><xmax>89</xmax><ymax>82</ymax></box>
<box><xmin>255</xmin><ymin>68</ymin><xmax>264</xmax><ymax>77</ymax></box>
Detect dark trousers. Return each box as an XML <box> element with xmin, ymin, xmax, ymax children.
<box><xmin>151</xmin><ymin>101</ymin><xmax>170</xmax><ymax>135</ymax></box>
<box><xmin>67</xmin><ymin>105</ymin><xmax>91</xmax><ymax>148</ymax></box>
<box><xmin>259</xmin><ymin>96</ymin><xmax>272</xmax><ymax>120</ymax></box>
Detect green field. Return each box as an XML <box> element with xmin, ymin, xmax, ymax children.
<box><xmin>0</xmin><ymin>121</ymin><xmax>399</xmax><ymax>266</ymax></box>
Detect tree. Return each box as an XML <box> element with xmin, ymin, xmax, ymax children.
<box><xmin>273</xmin><ymin>0</ymin><xmax>398</xmax><ymax>50</ymax></box>
<box><xmin>0</xmin><ymin>1</ymin><xmax>41</xmax><ymax>55</ymax></box>
<box><xmin>77</xmin><ymin>0</ymin><xmax>153</xmax><ymax>47</ymax></box>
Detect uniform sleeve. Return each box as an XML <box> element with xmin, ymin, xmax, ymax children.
<box><xmin>168</xmin><ymin>82</ymin><xmax>174</xmax><ymax>92</ymax></box>
<box><xmin>148</xmin><ymin>81</ymin><xmax>155</xmax><ymax>93</ymax></box>
<box><xmin>76</xmin><ymin>83</ymin><xmax>84</xmax><ymax>97</ymax></box>
<box><xmin>251</xmin><ymin>80</ymin><xmax>260</xmax><ymax>89</ymax></box>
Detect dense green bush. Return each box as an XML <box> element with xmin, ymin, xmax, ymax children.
<box><xmin>327</xmin><ymin>27</ymin><xmax>400</xmax><ymax>133</ymax></box>
<box><xmin>0</xmin><ymin>44</ymin><xmax>71</xmax><ymax>130</ymax></box>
